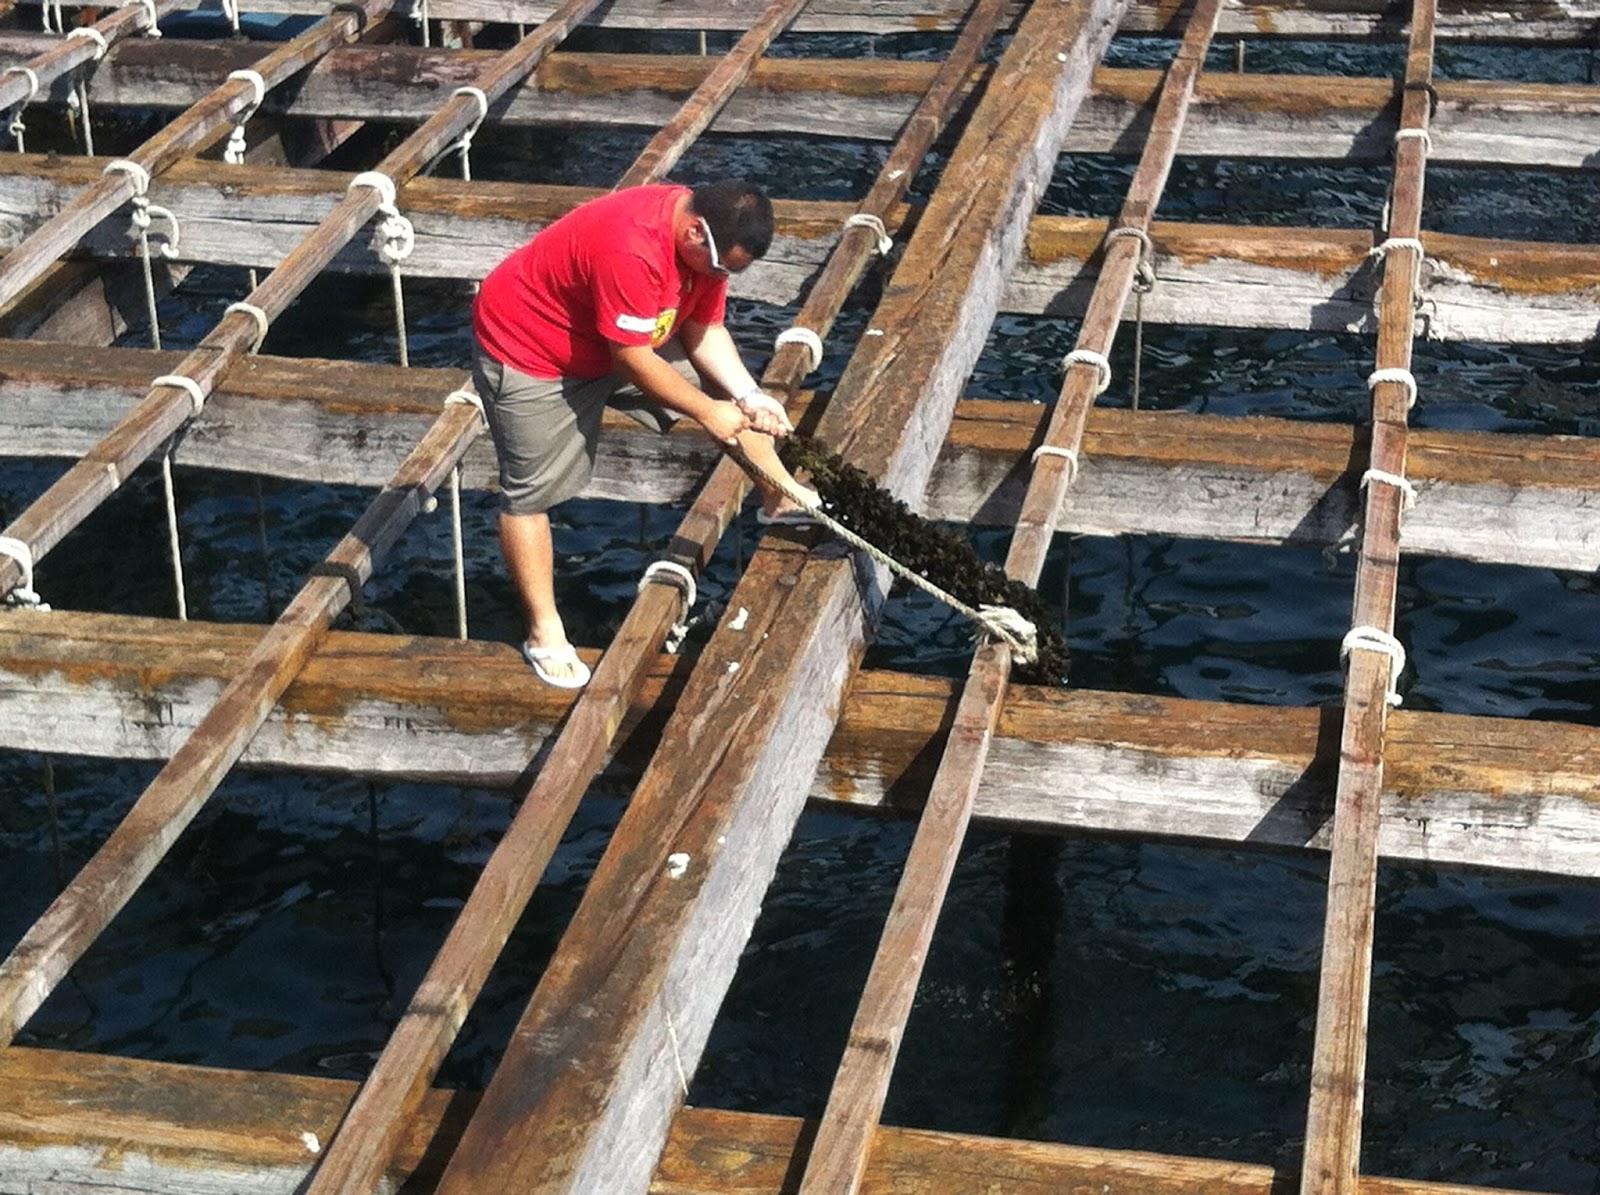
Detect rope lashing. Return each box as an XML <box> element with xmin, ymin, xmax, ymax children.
<box><xmin>1393</xmin><ymin>126</ymin><xmax>1432</xmax><ymax>153</ymax></box>
<box><xmin>1031</xmin><ymin>443</ymin><xmax>1079</xmax><ymax>485</ymax></box>
<box><xmin>1340</xmin><ymin>625</ymin><xmax>1406</xmax><ymax>707</ymax></box>
<box><xmin>842</xmin><ymin>212</ymin><xmax>893</xmax><ymax>256</ymax></box>
<box><xmin>1360</xmin><ymin>467</ymin><xmax>1417</xmax><ymax>511</ymax></box>
<box><xmin>1062</xmin><ymin>348</ymin><xmax>1111</xmax><ymax>396</ymax></box>
<box><xmin>123</xmin><ymin>0</ymin><xmax>162</xmax><ymax>35</ymax></box>
<box><xmin>441</xmin><ymin>386</ymin><xmax>485</xmax><ymax>639</ymax></box>
<box><xmin>0</xmin><ymin>535</ymin><xmax>48</xmax><ymax>608</ymax></box>
<box><xmin>1367</xmin><ymin>366</ymin><xmax>1418</xmax><ymax>411</ymax></box>
<box><xmin>639</xmin><ymin>560</ymin><xmax>697</xmax><ymax>653</ymax></box>
<box><xmin>152</xmin><ymin>373</ymin><xmax>207</xmax><ymax>415</ymax></box>
<box><xmin>1105</xmin><ymin>224</ymin><xmax>1156</xmax><ymax>293</ymax></box>
<box><xmin>729</xmin><ymin>445</ymin><xmax>1039</xmax><ymax>664</ymax></box>
<box><xmin>1368</xmin><ymin>236</ymin><xmax>1425</xmax><ymax>261</ymax></box>
<box><xmin>224</xmin><ymin>301</ymin><xmax>270</xmax><ymax>353</ymax></box>
<box><xmin>774</xmin><ymin>326</ymin><xmax>823</xmax><ymax>374</ymax></box>
<box><xmin>65</xmin><ymin>26</ymin><xmax>108</xmax><ymax>155</ymax></box>
<box><xmin>223</xmin><ymin>69</ymin><xmax>266</xmax><ymax>165</ymax></box>
<box><xmin>441</xmin><ymin>86</ymin><xmax>488</xmax><ymax>180</ymax></box>
<box><xmin>3</xmin><ymin>66</ymin><xmax>39</xmax><ymax>151</ymax></box>
<box><xmin>106</xmin><ymin>159</ymin><xmax>179</xmax><ymax>347</ymax></box>
<box><xmin>349</xmin><ymin>171</ymin><xmax>416</xmax><ymax>367</ymax></box>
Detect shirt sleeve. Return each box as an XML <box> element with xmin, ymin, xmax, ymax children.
<box><xmin>683</xmin><ymin>274</ymin><xmax>728</xmax><ymax>327</ymax></box>
<box><xmin>591</xmin><ymin>247</ymin><xmax>666</xmax><ymax>347</ymax></box>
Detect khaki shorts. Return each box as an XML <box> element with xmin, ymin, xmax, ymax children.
<box><xmin>472</xmin><ymin>341</ymin><xmax>699</xmax><ymax>515</ymax></box>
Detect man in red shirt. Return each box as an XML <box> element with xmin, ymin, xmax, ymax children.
<box><xmin>472</xmin><ymin>180</ymin><xmax>811</xmax><ymax>688</ymax></box>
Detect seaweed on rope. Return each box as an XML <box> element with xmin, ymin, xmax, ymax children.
<box><xmin>780</xmin><ymin>434</ymin><xmax>1070</xmax><ymax>686</ymax></box>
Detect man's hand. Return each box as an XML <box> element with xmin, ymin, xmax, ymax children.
<box><xmin>734</xmin><ymin>388</ymin><xmax>793</xmax><ymax>437</ymax></box>
<box><xmin>698</xmin><ymin>399</ymin><xmax>751</xmax><ymax>446</ymax></box>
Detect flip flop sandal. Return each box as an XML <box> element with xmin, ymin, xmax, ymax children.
<box><xmin>521</xmin><ymin>640</ymin><xmax>592</xmax><ymax>689</ymax></box>
<box><xmin>755</xmin><ymin>506</ymin><xmax>820</xmax><ymax>527</ymax></box>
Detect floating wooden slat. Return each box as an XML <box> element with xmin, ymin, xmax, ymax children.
<box><xmin>303</xmin><ymin>0</ymin><xmax>828</xmax><ymax>1187</ymax></box>
<box><xmin>10</xmin><ymin>0</ymin><xmax>1591</xmax><ymax>40</ymax></box>
<box><xmin>7</xmin><ymin>162</ymin><xmax>1598</xmax><ymax>343</ymax></box>
<box><xmin>1301</xmin><ymin>4</ymin><xmax>1437</xmax><ymax>1192</ymax></box>
<box><xmin>12</xmin><ymin>35</ymin><xmax>1596</xmax><ymax>169</ymax></box>
<box><xmin>800</xmin><ymin>5</ymin><xmax>1224</xmax><ymax>1188</ymax></box>
<box><xmin>0</xmin><ymin>401</ymin><xmax>482</xmax><ymax>1046</ymax></box>
<box><xmin>0</xmin><ymin>1046</ymin><xmax>1547</xmax><ymax>1195</ymax></box>
<box><xmin>429</xmin><ymin>2</ymin><xmax>1129</xmax><ymax>1190</ymax></box>
<box><xmin>7</xmin><ymin>611</ymin><xmax>1600</xmax><ymax>879</ymax></box>
<box><xmin>0</xmin><ymin>0</ymin><xmax>605</xmax><ymax>603</ymax></box>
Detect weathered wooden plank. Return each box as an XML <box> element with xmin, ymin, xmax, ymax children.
<box><xmin>431</xmin><ymin>1</ymin><xmax>1130</xmax><ymax>1190</ymax></box>
<box><xmin>0</xmin><ymin>402</ymin><xmax>482</xmax><ymax>1047</ymax></box>
<box><xmin>12</xmin><ymin>0</ymin><xmax>1593</xmax><ymax>40</ymax></box>
<box><xmin>304</xmin><ymin>2</ymin><xmax>1014</xmax><ymax>1190</ymax></box>
<box><xmin>5</xmin><ymin>611</ymin><xmax>1600</xmax><ymax>878</ymax></box>
<box><xmin>5</xmin><ymin>162</ymin><xmax>1596</xmax><ymax>342</ymax></box>
<box><xmin>5</xmin><ymin>35</ymin><xmax>1598</xmax><ymax>168</ymax></box>
<box><xmin>1302</xmin><ymin>5</ymin><xmax>1437</xmax><ymax>1192</ymax></box>
<box><xmin>0</xmin><ymin>1046</ymin><xmax>1547</xmax><ymax>1195</ymax></box>
<box><xmin>800</xmin><ymin>5</ymin><xmax>1224</xmax><ymax>1188</ymax></box>
<box><xmin>0</xmin><ymin>0</ymin><xmax>177</xmax><ymax>118</ymax></box>
<box><xmin>5</xmin><ymin>341</ymin><xmax>1599</xmax><ymax>571</ymax></box>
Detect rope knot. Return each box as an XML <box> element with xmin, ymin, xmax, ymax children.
<box><xmin>639</xmin><ymin>560</ymin><xmax>698</xmax><ymax>653</ymax></box>
<box><xmin>976</xmin><ymin>605</ymin><xmax>1039</xmax><ymax>665</ymax></box>
<box><xmin>1340</xmin><ymin>625</ymin><xmax>1406</xmax><ymax>707</ymax></box>
<box><xmin>0</xmin><ymin>535</ymin><xmax>48</xmax><ymax>610</ymax></box>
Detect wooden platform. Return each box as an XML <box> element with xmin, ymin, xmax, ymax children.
<box><xmin>1</xmin><ymin>0</ymin><xmax>1597</xmax><ymax>1192</ymax></box>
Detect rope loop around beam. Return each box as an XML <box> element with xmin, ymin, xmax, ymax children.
<box><xmin>66</xmin><ymin>26</ymin><xmax>110</xmax><ymax>59</ymax></box>
<box><xmin>0</xmin><ymin>535</ymin><xmax>47</xmax><ymax>608</ymax></box>
<box><xmin>639</xmin><ymin>559</ymin><xmax>697</xmax><ymax>652</ymax></box>
<box><xmin>1360</xmin><ymin>467</ymin><xmax>1417</xmax><ymax>511</ymax></box>
<box><xmin>1393</xmin><ymin>126</ymin><xmax>1433</xmax><ymax>153</ymax></box>
<box><xmin>224</xmin><ymin>69</ymin><xmax>267</xmax><ymax>164</ymax></box>
<box><xmin>224</xmin><ymin>301</ymin><xmax>270</xmax><ymax>353</ymax></box>
<box><xmin>1366</xmin><ymin>366</ymin><xmax>1418</xmax><ymax>410</ymax></box>
<box><xmin>1062</xmin><ymin>348</ymin><xmax>1111</xmax><ymax>395</ymax></box>
<box><xmin>152</xmin><ymin>373</ymin><xmax>207</xmax><ymax>416</ymax></box>
<box><xmin>445</xmin><ymin>386</ymin><xmax>485</xmax><ymax>419</ymax></box>
<box><xmin>1031</xmin><ymin>443</ymin><xmax>1079</xmax><ymax>484</ymax></box>
<box><xmin>1340</xmin><ymin>625</ymin><xmax>1406</xmax><ymax>707</ymax></box>
<box><xmin>103</xmin><ymin>158</ymin><xmax>151</xmax><ymax>196</ymax></box>
<box><xmin>1104</xmin><ymin>224</ymin><xmax>1156</xmax><ymax>293</ymax></box>
<box><xmin>122</xmin><ymin>0</ymin><xmax>162</xmax><ymax>36</ymax></box>
<box><xmin>774</xmin><ymin>326</ymin><xmax>823</xmax><ymax>373</ymax></box>
<box><xmin>843</xmin><ymin>212</ymin><xmax>893</xmax><ymax>256</ymax></box>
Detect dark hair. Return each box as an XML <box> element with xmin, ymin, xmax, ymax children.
<box><xmin>690</xmin><ymin>180</ymin><xmax>774</xmax><ymax>261</ymax></box>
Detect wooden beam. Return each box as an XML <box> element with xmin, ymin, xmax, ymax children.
<box><xmin>5</xmin><ymin>36</ymin><xmax>1597</xmax><ymax>169</ymax></box>
<box><xmin>5</xmin><ymin>341</ymin><xmax>1599</xmax><ymax>572</ymax></box>
<box><xmin>0</xmin><ymin>1046</ymin><xmax>1547</xmax><ymax>1195</ymax></box>
<box><xmin>304</xmin><ymin>1</ymin><xmax>1015</xmax><ymax>1190</ymax></box>
<box><xmin>431</xmin><ymin>1</ymin><xmax>1130</xmax><ymax>1190</ymax></box>
<box><xmin>5</xmin><ymin>162</ymin><xmax>1596</xmax><ymax>343</ymax></box>
<box><xmin>1302</xmin><ymin>5</ymin><xmax>1437</xmax><ymax>1192</ymax></box>
<box><xmin>800</xmin><ymin>5</ymin><xmax>1224</xmax><ymax>1188</ymax></box>
<box><xmin>10</xmin><ymin>0</ymin><xmax>1593</xmax><ymax>40</ymax></box>
<box><xmin>6</xmin><ymin>611</ymin><xmax>1600</xmax><ymax>878</ymax></box>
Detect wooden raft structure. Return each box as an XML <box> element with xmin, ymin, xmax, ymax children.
<box><xmin>0</xmin><ymin>0</ymin><xmax>1597</xmax><ymax>1191</ymax></box>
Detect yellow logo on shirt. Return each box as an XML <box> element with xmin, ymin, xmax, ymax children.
<box><xmin>652</xmin><ymin>307</ymin><xmax>677</xmax><ymax>347</ymax></box>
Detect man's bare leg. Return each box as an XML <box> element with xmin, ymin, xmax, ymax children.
<box><xmin>499</xmin><ymin>510</ymin><xmax>586</xmax><ymax>684</ymax></box>
<box><xmin>739</xmin><ymin>430</ymin><xmax>814</xmax><ymax>515</ymax></box>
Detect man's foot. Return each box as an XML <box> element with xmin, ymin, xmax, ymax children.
<box><xmin>521</xmin><ymin>639</ymin><xmax>591</xmax><ymax>689</ymax></box>
<box><xmin>756</xmin><ymin>484</ymin><xmax>820</xmax><ymax>526</ymax></box>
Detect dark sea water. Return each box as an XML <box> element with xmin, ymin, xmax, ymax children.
<box><xmin>2</xmin><ymin>24</ymin><xmax>1600</xmax><ymax>1192</ymax></box>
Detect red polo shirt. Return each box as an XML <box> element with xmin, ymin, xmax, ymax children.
<box><xmin>472</xmin><ymin>184</ymin><xmax>728</xmax><ymax>381</ymax></box>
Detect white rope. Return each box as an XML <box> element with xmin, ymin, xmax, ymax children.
<box><xmin>66</xmin><ymin>26</ymin><xmax>109</xmax><ymax>58</ymax></box>
<box><xmin>1393</xmin><ymin>126</ymin><xmax>1432</xmax><ymax>153</ymax></box>
<box><xmin>843</xmin><ymin>212</ymin><xmax>892</xmax><ymax>256</ymax></box>
<box><xmin>42</xmin><ymin>0</ymin><xmax>65</xmax><ymax>34</ymax></box>
<box><xmin>349</xmin><ymin>172</ymin><xmax>414</xmax><ymax>366</ymax></box>
<box><xmin>123</xmin><ymin>0</ymin><xmax>162</xmax><ymax>36</ymax></box>
<box><xmin>1031</xmin><ymin>443</ymin><xmax>1079</xmax><ymax>484</ymax></box>
<box><xmin>447</xmin><ymin>86</ymin><xmax>488</xmax><ymax>180</ymax></box>
<box><xmin>0</xmin><ymin>535</ymin><xmax>47</xmax><ymax>608</ymax></box>
<box><xmin>224</xmin><ymin>69</ymin><xmax>266</xmax><ymax>165</ymax></box>
<box><xmin>103</xmin><ymin>158</ymin><xmax>151</xmax><ymax>194</ymax></box>
<box><xmin>411</xmin><ymin>0</ymin><xmax>428</xmax><ymax>45</ymax></box>
<box><xmin>1360</xmin><ymin>467</ymin><xmax>1417</xmax><ymax>511</ymax></box>
<box><xmin>445</xmin><ymin>386</ymin><xmax>485</xmax><ymax>418</ymax></box>
<box><xmin>774</xmin><ymin>326</ymin><xmax>823</xmax><ymax>373</ymax></box>
<box><xmin>224</xmin><ymin>300</ymin><xmax>269</xmax><ymax>352</ymax></box>
<box><xmin>160</xmin><ymin>450</ymin><xmax>188</xmax><ymax>619</ymax></box>
<box><xmin>1340</xmin><ymin>625</ymin><xmax>1406</xmax><ymax>707</ymax></box>
<box><xmin>1062</xmin><ymin>348</ymin><xmax>1111</xmax><ymax>396</ymax></box>
<box><xmin>639</xmin><ymin>560</ymin><xmax>697</xmax><ymax>654</ymax></box>
<box><xmin>1367</xmin><ymin>366</ymin><xmax>1418</xmax><ymax>410</ymax></box>
<box><xmin>1105</xmin><ymin>223</ymin><xmax>1156</xmax><ymax>292</ymax></box>
<box><xmin>732</xmin><ymin>448</ymin><xmax>1039</xmax><ymax>664</ymax></box>
<box><xmin>152</xmin><ymin>373</ymin><xmax>207</xmax><ymax>415</ymax></box>
<box><xmin>219</xmin><ymin>0</ymin><xmax>240</xmax><ymax>32</ymax></box>
<box><xmin>4</xmin><ymin>67</ymin><xmax>39</xmax><ymax>152</ymax></box>
<box><xmin>448</xmin><ymin>466</ymin><xmax>466</xmax><ymax>638</ymax></box>
<box><xmin>1369</xmin><ymin>236</ymin><xmax>1425</xmax><ymax>260</ymax></box>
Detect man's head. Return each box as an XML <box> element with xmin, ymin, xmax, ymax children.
<box><xmin>682</xmin><ymin>181</ymin><xmax>773</xmax><ymax>277</ymax></box>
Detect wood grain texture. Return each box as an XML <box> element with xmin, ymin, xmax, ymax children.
<box><xmin>5</xmin><ymin>611</ymin><xmax>1600</xmax><ymax>877</ymax></box>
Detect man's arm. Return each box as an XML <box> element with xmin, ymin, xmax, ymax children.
<box><xmin>609</xmin><ymin>342</ymin><xmax>748</xmax><ymax>445</ymax></box>
<box><xmin>679</xmin><ymin>321</ymin><xmax>792</xmax><ymax>436</ymax></box>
